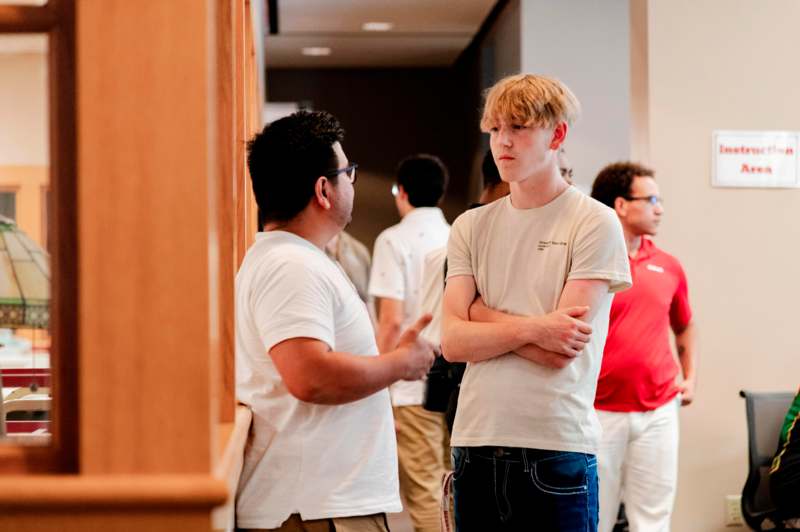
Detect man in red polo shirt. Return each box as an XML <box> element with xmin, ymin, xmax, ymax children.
<box><xmin>590</xmin><ymin>162</ymin><xmax>697</xmax><ymax>532</ymax></box>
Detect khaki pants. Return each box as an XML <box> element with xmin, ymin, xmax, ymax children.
<box><xmin>393</xmin><ymin>405</ymin><xmax>450</xmax><ymax>532</ymax></box>
<box><xmin>240</xmin><ymin>512</ymin><xmax>389</xmax><ymax>532</ymax></box>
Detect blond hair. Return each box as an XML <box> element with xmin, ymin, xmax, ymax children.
<box><xmin>480</xmin><ymin>74</ymin><xmax>581</xmax><ymax>132</ymax></box>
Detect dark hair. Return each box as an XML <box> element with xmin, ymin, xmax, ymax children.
<box><xmin>591</xmin><ymin>161</ymin><xmax>655</xmax><ymax>208</ymax></box>
<box><xmin>396</xmin><ymin>154</ymin><xmax>448</xmax><ymax>207</ymax></box>
<box><xmin>481</xmin><ymin>149</ymin><xmax>501</xmax><ymax>190</ymax></box>
<box><xmin>247</xmin><ymin>110</ymin><xmax>345</xmax><ymax>225</ymax></box>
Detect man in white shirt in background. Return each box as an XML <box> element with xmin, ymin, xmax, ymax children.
<box><xmin>418</xmin><ymin>149</ymin><xmax>509</xmax><ymax>433</ymax></box>
<box><xmin>369</xmin><ymin>154</ymin><xmax>451</xmax><ymax>532</ymax></box>
<box><xmin>235</xmin><ymin>110</ymin><xmax>436</xmax><ymax>532</ymax></box>
<box><xmin>441</xmin><ymin>74</ymin><xmax>631</xmax><ymax>531</ymax></box>
<box><xmin>325</xmin><ymin>230</ymin><xmax>376</xmax><ymax>323</ymax></box>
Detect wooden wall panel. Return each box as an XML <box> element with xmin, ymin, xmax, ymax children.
<box><xmin>0</xmin><ymin>510</ymin><xmax>211</xmax><ymax>532</ymax></box>
<box><xmin>216</xmin><ymin>0</ymin><xmax>236</xmax><ymax>427</ymax></box>
<box><xmin>77</xmin><ymin>0</ymin><xmax>214</xmax><ymax>474</ymax></box>
<box><xmin>234</xmin><ymin>0</ymin><xmax>250</xmax><ymax>264</ymax></box>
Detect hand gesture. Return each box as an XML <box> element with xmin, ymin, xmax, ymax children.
<box><xmin>396</xmin><ymin>314</ymin><xmax>437</xmax><ymax>381</ymax></box>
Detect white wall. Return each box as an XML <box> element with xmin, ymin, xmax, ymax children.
<box><xmin>645</xmin><ymin>1</ymin><xmax>800</xmax><ymax>530</ymax></box>
<box><xmin>520</xmin><ymin>0</ymin><xmax>630</xmax><ymax>191</ymax></box>
<box><xmin>0</xmin><ymin>51</ymin><xmax>48</xmax><ymax>165</ymax></box>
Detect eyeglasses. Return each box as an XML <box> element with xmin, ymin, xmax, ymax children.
<box><xmin>624</xmin><ymin>195</ymin><xmax>663</xmax><ymax>206</ymax></box>
<box><xmin>559</xmin><ymin>167</ymin><xmax>573</xmax><ymax>180</ymax></box>
<box><xmin>326</xmin><ymin>163</ymin><xmax>358</xmax><ymax>184</ymax></box>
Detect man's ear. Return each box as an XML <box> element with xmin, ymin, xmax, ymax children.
<box><xmin>614</xmin><ymin>196</ymin><xmax>627</xmax><ymax>217</ymax></box>
<box><xmin>314</xmin><ymin>176</ymin><xmax>332</xmax><ymax>209</ymax></box>
<box><xmin>549</xmin><ymin>122</ymin><xmax>568</xmax><ymax>150</ymax></box>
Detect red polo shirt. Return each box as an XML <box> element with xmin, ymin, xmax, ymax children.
<box><xmin>595</xmin><ymin>237</ymin><xmax>692</xmax><ymax>412</ymax></box>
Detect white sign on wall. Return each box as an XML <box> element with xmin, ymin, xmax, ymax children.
<box><xmin>712</xmin><ymin>130</ymin><xmax>799</xmax><ymax>188</ymax></box>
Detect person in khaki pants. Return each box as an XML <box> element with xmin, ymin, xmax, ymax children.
<box><xmin>235</xmin><ymin>110</ymin><xmax>436</xmax><ymax>532</ymax></box>
<box><xmin>369</xmin><ymin>154</ymin><xmax>451</xmax><ymax>532</ymax></box>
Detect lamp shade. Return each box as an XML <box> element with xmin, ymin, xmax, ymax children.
<box><xmin>0</xmin><ymin>216</ymin><xmax>49</xmax><ymax>329</ymax></box>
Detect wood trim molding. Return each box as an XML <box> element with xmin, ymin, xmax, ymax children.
<box><xmin>47</xmin><ymin>0</ymin><xmax>79</xmax><ymax>474</ymax></box>
<box><xmin>0</xmin><ymin>474</ymin><xmax>227</xmax><ymax>508</ymax></box>
<box><xmin>0</xmin><ymin>0</ymin><xmax>77</xmax><ymax>475</ymax></box>
<box><xmin>0</xmin><ymin>6</ymin><xmax>56</xmax><ymax>33</ymax></box>
<box><xmin>212</xmin><ymin>405</ymin><xmax>251</xmax><ymax>531</ymax></box>
<box><xmin>214</xmin><ymin>404</ymin><xmax>251</xmax><ymax>481</ymax></box>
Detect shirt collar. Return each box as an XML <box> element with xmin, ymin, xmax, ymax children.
<box><xmin>632</xmin><ymin>237</ymin><xmax>655</xmax><ymax>261</ymax></box>
<box><xmin>401</xmin><ymin>207</ymin><xmax>445</xmax><ymax>224</ymax></box>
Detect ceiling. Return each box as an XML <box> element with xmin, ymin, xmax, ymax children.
<box><xmin>265</xmin><ymin>0</ymin><xmax>498</xmax><ymax>68</ymax></box>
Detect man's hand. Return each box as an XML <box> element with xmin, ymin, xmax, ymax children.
<box><xmin>529</xmin><ymin>306</ymin><xmax>592</xmax><ymax>356</ymax></box>
<box><xmin>678</xmin><ymin>378</ymin><xmax>696</xmax><ymax>406</ymax></box>
<box><xmin>468</xmin><ymin>297</ymin><xmax>593</xmax><ymax>358</ymax></box>
<box><xmin>394</xmin><ymin>314</ymin><xmax>437</xmax><ymax>381</ymax></box>
<box><xmin>516</xmin><ymin>344</ymin><xmax>576</xmax><ymax>369</ymax></box>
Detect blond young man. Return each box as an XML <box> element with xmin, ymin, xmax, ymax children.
<box><xmin>441</xmin><ymin>74</ymin><xmax>631</xmax><ymax>531</ymax></box>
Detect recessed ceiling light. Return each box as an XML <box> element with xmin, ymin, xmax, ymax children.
<box><xmin>302</xmin><ymin>47</ymin><xmax>331</xmax><ymax>56</ymax></box>
<box><xmin>362</xmin><ymin>21</ymin><xmax>393</xmax><ymax>32</ymax></box>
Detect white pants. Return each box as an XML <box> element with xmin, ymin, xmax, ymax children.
<box><xmin>597</xmin><ymin>398</ymin><xmax>680</xmax><ymax>532</ymax></box>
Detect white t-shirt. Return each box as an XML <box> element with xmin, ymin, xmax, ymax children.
<box><xmin>418</xmin><ymin>246</ymin><xmax>448</xmax><ymax>346</ymax></box>
<box><xmin>235</xmin><ymin>231</ymin><xmax>401</xmax><ymax>529</ymax></box>
<box><xmin>368</xmin><ymin>207</ymin><xmax>450</xmax><ymax>406</ymax></box>
<box><xmin>447</xmin><ymin>187</ymin><xmax>631</xmax><ymax>454</ymax></box>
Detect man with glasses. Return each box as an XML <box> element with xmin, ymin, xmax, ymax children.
<box><xmin>369</xmin><ymin>154</ymin><xmax>450</xmax><ymax>532</ymax></box>
<box><xmin>590</xmin><ymin>162</ymin><xmax>697</xmax><ymax>532</ymax></box>
<box><xmin>235</xmin><ymin>111</ymin><xmax>436</xmax><ymax>532</ymax></box>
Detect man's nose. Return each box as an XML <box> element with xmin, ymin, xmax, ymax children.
<box><xmin>497</xmin><ymin>128</ymin><xmax>512</xmax><ymax>146</ymax></box>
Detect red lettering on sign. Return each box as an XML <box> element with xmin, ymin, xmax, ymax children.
<box><xmin>741</xmin><ymin>164</ymin><xmax>773</xmax><ymax>174</ymax></box>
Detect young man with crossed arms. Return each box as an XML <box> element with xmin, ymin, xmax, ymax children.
<box><xmin>441</xmin><ymin>74</ymin><xmax>631</xmax><ymax>531</ymax></box>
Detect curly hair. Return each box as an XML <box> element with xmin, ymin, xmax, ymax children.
<box><xmin>247</xmin><ymin>110</ymin><xmax>345</xmax><ymax>224</ymax></box>
<box><xmin>591</xmin><ymin>161</ymin><xmax>655</xmax><ymax>208</ymax></box>
<box><xmin>396</xmin><ymin>154</ymin><xmax>448</xmax><ymax>207</ymax></box>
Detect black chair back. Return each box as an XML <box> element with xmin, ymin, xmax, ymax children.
<box><xmin>739</xmin><ymin>390</ymin><xmax>795</xmax><ymax>530</ymax></box>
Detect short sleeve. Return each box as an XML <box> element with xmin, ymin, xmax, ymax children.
<box><xmin>445</xmin><ymin>212</ymin><xmax>474</xmax><ymax>280</ymax></box>
<box><xmin>669</xmin><ymin>262</ymin><xmax>693</xmax><ymax>332</ymax></box>
<box><xmin>568</xmin><ymin>207</ymin><xmax>632</xmax><ymax>293</ymax></box>
<box><xmin>252</xmin><ymin>261</ymin><xmax>336</xmax><ymax>353</ymax></box>
<box><xmin>368</xmin><ymin>232</ymin><xmax>406</xmax><ymax>300</ymax></box>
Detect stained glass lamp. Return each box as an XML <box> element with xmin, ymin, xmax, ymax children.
<box><xmin>0</xmin><ymin>216</ymin><xmax>49</xmax><ymax>330</ymax></box>
<box><xmin>0</xmin><ymin>216</ymin><xmax>49</xmax><ymax>436</ymax></box>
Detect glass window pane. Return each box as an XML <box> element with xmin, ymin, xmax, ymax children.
<box><xmin>0</xmin><ymin>33</ymin><xmax>50</xmax><ymax>442</ymax></box>
<box><xmin>0</xmin><ymin>191</ymin><xmax>15</xmax><ymax>220</ymax></box>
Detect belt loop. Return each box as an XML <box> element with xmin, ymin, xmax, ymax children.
<box><xmin>465</xmin><ymin>447</ymin><xmax>471</xmax><ymax>464</ymax></box>
<box><xmin>522</xmin><ymin>448</ymin><xmax>530</xmax><ymax>472</ymax></box>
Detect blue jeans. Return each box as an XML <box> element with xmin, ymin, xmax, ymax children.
<box><xmin>452</xmin><ymin>446</ymin><xmax>598</xmax><ymax>532</ymax></box>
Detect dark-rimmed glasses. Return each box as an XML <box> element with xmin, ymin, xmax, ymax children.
<box><xmin>624</xmin><ymin>195</ymin><xmax>663</xmax><ymax>206</ymax></box>
<box><xmin>326</xmin><ymin>163</ymin><xmax>358</xmax><ymax>184</ymax></box>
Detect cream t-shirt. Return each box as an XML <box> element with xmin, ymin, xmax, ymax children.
<box><xmin>447</xmin><ymin>187</ymin><xmax>631</xmax><ymax>453</ymax></box>
<box><xmin>235</xmin><ymin>231</ymin><xmax>401</xmax><ymax>529</ymax></box>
